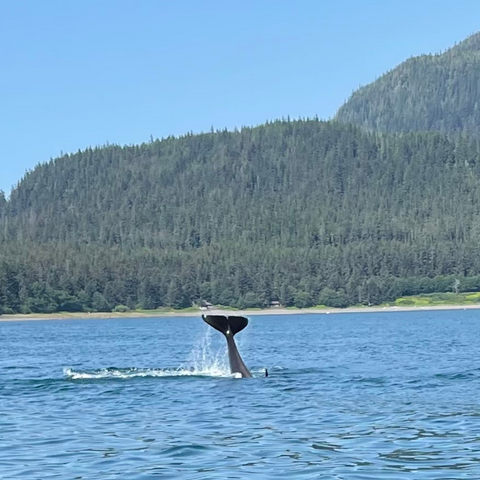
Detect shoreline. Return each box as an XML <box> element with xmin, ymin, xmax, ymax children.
<box><xmin>1</xmin><ymin>304</ymin><xmax>480</xmax><ymax>322</ymax></box>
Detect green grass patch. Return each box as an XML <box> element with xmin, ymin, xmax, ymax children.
<box><xmin>394</xmin><ymin>291</ymin><xmax>480</xmax><ymax>306</ymax></box>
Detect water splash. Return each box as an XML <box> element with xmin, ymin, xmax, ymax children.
<box><xmin>64</xmin><ymin>326</ymin><xmax>233</xmax><ymax>380</ymax></box>
<box><xmin>63</xmin><ymin>367</ymin><xmax>234</xmax><ymax>380</ymax></box>
<box><xmin>181</xmin><ymin>326</ymin><xmax>230</xmax><ymax>376</ymax></box>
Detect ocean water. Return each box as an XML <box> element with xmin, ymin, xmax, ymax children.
<box><xmin>1</xmin><ymin>310</ymin><xmax>480</xmax><ymax>479</ymax></box>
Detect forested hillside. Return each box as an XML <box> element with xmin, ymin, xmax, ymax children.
<box><xmin>336</xmin><ymin>32</ymin><xmax>480</xmax><ymax>135</ymax></box>
<box><xmin>2</xmin><ymin>119</ymin><xmax>480</xmax><ymax>314</ymax></box>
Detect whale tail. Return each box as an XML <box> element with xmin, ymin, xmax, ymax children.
<box><xmin>202</xmin><ymin>315</ymin><xmax>248</xmax><ymax>337</ymax></box>
<box><xmin>201</xmin><ymin>314</ymin><xmax>252</xmax><ymax>378</ymax></box>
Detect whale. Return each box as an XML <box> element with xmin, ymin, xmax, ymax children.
<box><xmin>202</xmin><ymin>315</ymin><xmax>252</xmax><ymax>378</ymax></box>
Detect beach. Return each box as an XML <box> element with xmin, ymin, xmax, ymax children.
<box><xmin>1</xmin><ymin>303</ymin><xmax>480</xmax><ymax>322</ymax></box>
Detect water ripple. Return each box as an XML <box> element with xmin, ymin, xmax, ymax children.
<box><xmin>2</xmin><ymin>311</ymin><xmax>480</xmax><ymax>478</ymax></box>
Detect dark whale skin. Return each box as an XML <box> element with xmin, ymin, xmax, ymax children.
<box><xmin>202</xmin><ymin>315</ymin><xmax>252</xmax><ymax>378</ymax></box>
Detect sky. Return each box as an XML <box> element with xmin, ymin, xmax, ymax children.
<box><xmin>1</xmin><ymin>0</ymin><xmax>480</xmax><ymax>193</ymax></box>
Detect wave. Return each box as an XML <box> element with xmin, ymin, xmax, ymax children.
<box><xmin>63</xmin><ymin>366</ymin><xmax>241</xmax><ymax>380</ymax></box>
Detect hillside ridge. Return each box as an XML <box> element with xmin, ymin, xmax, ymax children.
<box><xmin>336</xmin><ymin>32</ymin><xmax>480</xmax><ymax>135</ymax></box>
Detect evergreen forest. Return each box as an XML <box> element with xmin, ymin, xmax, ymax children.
<box><xmin>2</xmin><ymin>33</ymin><xmax>480</xmax><ymax>314</ymax></box>
<box><xmin>336</xmin><ymin>32</ymin><xmax>480</xmax><ymax>135</ymax></box>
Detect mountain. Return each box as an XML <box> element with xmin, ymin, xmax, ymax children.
<box><xmin>2</xmin><ymin>119</ymin><xmax>480</xmax><ymax>314</ymax></box>
<box><xmin>336</xmin><ymin>32</ymin><xmax>480</xmax><ymax>135</ymax></box>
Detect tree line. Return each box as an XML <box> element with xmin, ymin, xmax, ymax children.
<box><xmin>2</xmin><ymin>119</ymin><xmax>480</xmax><ymax>313</ymax></box>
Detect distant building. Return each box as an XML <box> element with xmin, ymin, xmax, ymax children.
<box><xmin>200</xmin><ymin>301</ymin><xmax>214</xmax><ymax>310</ymax></box>
<box><xmin>269</xmin><ymin>301</ymin><xmax>281</xmax><ymax>308</ymax></box>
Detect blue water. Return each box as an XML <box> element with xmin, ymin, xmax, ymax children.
<box><xmin>1</xmin><ymin>310</ymin><xmax>480</xmax><ymax>479</ymax></box>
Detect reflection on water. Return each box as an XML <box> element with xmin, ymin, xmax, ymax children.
<box><xmin>1</xmin><ymin>310</ymin><xmax>480</xmax><ymax>479</ymax></box>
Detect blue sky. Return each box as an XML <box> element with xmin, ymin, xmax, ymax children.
<box><xmin>1</xmin><ymin>0</ymin><xmax>479</xmax><ymax>193</ymax></box>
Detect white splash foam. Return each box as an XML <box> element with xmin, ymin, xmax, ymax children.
<box><xmin>64</xmin><ymin>326</ymin><xmax>234</xmax><ymax>380</ymax></box>
<box><xmin>180</xmin><ymin>326</ymin><xmax>230</xmax><ymax>376</ymax></box>
<box><xmin>63</xmin><ymin>366</ymin><xmax>236</xmax><ymax>380</ymax></box>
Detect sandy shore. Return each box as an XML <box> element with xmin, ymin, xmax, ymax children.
<box><xmin>1</xmin><ymin>304</ymin><xmax>480</xmax><ymax>322</ymax></box>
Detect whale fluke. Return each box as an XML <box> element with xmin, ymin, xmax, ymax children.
<box><xmin>202</xmin><ymin>315</ymin><xmax>248</xmax><ymax>337</ymax></box>
<box><xmin>202</xmin><ymin>315</ymin><xmax>252</xmax><ymax>378</ymax></box>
